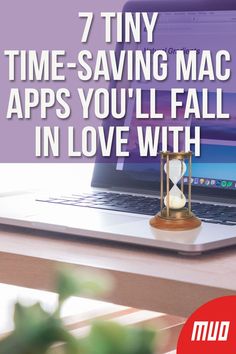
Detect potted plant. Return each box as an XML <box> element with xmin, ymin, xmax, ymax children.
<box><xmin>0</xmin><ymin>269</ymin><xmax>156</xmax><ymax>354</ymax></box>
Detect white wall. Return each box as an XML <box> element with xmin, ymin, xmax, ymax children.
<box><xmin>0</xmin><ymin>0</ymin><xmax>127</xmax><ymax>193</ymax></box>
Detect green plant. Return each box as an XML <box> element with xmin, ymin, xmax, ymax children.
<box><xmin>0</xmin><ymin>269</ymin><xmax>156</xmax><ymax>354</ymax></box>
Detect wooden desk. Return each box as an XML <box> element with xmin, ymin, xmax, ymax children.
<box><xmin>0</xmin><ymin>225</ymin><xmax>235</xmax><ymax>318</ymax></box>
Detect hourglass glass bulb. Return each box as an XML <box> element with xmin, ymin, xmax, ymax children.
<box><xmin>164</xmin><ymin>159</ymin><xmax>186</xmax><ymax>184</ymax></box>
<box><xmin>164</xmin><ymin>159</ymin><xmax>187</xmax><ymax>210</ymax></box>
<box><xmin>164</xmin><ymin>186</ymin><xmax>186</xmax><ymax>209</ymax></box>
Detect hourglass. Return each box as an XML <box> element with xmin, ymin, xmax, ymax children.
<box><xmin>150</xmin><ymin>151</ymin><xmax>201</xmax><ymax>231</ymax></box>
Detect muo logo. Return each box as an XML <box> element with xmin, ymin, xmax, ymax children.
<box><xmin>191</xmin><ymin>321</ymin><xmax>230</xmax><ymax>342</ymax></box>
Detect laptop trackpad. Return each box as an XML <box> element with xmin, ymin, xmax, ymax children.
<box><xmin>27</xmin><ymin>204</ymin><xmax>141</xmax><ymax>231</ymax></box>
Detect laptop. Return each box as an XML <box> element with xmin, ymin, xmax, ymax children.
<box><xmin>0</xmin><ymin>0</ymin><xmax>236</xmax><ymax>255</ymax></box>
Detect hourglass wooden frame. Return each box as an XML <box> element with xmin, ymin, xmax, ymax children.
<box><xmin>150</xmin><ymin>151</ymin><xmax>202</xmax><ymax>231</ymax></box>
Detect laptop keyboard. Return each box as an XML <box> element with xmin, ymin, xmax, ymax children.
<box><xmin>36</xmin><ymin>191</ymin><xmax>236</xmax><ymax>226</ymax></box>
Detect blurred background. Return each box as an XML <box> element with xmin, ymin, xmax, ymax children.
<box><xmin>0</xmin><ymin>0</ymin><xmax>129</xmax><ymax>194</ymax></box>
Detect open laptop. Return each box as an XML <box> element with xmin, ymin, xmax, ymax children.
<box><xmin>0</xmin><ymin>0</ymin><xmax>236</xmax><ymax>255</ymax></box>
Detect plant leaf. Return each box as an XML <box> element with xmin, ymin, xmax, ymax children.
<box><xmin>82</xmin><ymin>321</ymin><xmax>156</xmax><ymax>354</ymax></box>
<box><xmin>57</xmin><ymin>268</ymin><xmax>112</xmax><ymax>303</ymax></box>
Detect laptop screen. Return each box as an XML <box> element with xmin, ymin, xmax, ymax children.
<box><xmin>114</xmin><ymin>9</ymin><xmax>236</xmax><ymax>191</ymax></box>
<box><xmin>92</xmin><ymin>2</ymin><xmax>236</xmax><ymax>197</ymax></box>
